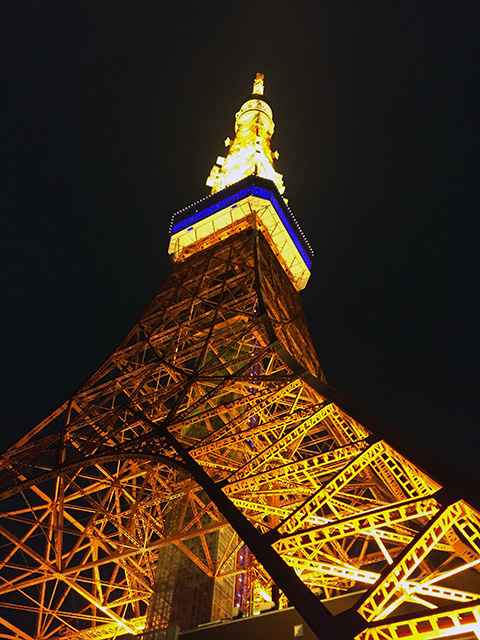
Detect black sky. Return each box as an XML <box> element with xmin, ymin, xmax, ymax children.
<box><xmin>1</xmin><ymin>2</ymin><xmax>479</xmax><ymax>482</ymax></box>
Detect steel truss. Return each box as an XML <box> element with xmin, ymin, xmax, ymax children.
<box><xmin>0</xmin><ymin>226</ymin><xmax>479</xmax><ymax>640</ymax></box>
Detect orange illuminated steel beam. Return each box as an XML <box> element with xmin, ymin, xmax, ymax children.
<box><xmin>276</xmin><ymin>496</ymin><xmax>442</xmax><ymax>549</ymax></box>
<box><xmin>358</xmin><ymin>501</ymin><xmax>480</xmax><ymax>622</ymax></box>
<box><xmin>357</xmin><ymin>602</ymin><xmax>480</xmax><ymax>640</ymax></box>
<box><xmin>1</xmin><ymin>74</ymin><xmax>479</xmax><ymax>640</ymax></box>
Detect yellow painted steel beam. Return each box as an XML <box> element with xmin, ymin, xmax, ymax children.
<box><xmin>56</xmin><ymin>616</ymin><xmax>146</xmax><ymax>640</ymax></box>
<box><xmin>227</xmin><ymin>402</ymin><xmax>336</xmax><ymax>482</ymax></box>
<box><xmin>223</xmin><ymin>441</ymin><xmax>368</xmax><ymax>493</ymax></box>
<box><xmin>358</xmin><ymin>501</ymin><xmax>470</xmax><ymax>621</ymax></box>
<box><xmin>278</xmin><ymin>440</ymin><xmax>390</xmax><ymax>534</ymax></box>
<box><xmin>277</xmin><ymin>496</ymin><xmax>441</xmax><ymax>547</ymax></box>
<box><xmin>191</xmin><ymin>378</ymin><xmax>303</xmax><ymax>456</ymax></box>
<box><xmin>285</xmin><ymin>556</ymin><xmax>480</xmax><ymax>604</ymax></box>
<box><xmin>356</xmin><ymin>602</ymin><xmax>480</xmax><ymax>640</ymax></box>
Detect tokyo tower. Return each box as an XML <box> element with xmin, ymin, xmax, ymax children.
<box><xmin>1</xmin><ymin>74</ymin><xmax>479</xmax><ymax>640</ymax></box>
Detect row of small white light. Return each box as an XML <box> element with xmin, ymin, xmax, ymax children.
<box><xmin>263</xmin><ymin>188</ymin><xmax>314</xmax><ymax>262</ymax></box>
<box><xmin>283</xmin><ymin>199</ymin><xmax>315</xmax><ymax>256</ymax></box>
<box><xmin>169</xmin><ymin>193</ymin><xmax>311</xmax><ymax>284</ymax></box>
<box><xmin>168</xmin><ymin>180</ymin><xmax>315</xmax><ymax>259</ymax></box>
<box><xmin>168</xmin><ymin>193</ymin><xmax>214</xmax><ymax>234</ymax></box>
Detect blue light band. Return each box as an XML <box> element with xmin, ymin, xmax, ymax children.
<box><xmin>171</xmin><ymin>185</ymin><xmax>312</xmax><ymax>270</ymax></box>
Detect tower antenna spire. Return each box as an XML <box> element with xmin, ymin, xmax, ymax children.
<box><xmin>252</xmin><ymin>71</ymin><xmax>265</xmax><ymax>95</ymax></box>
<box><xmin>206</xmin><ymin>73</ymin><xmax>285</xmax><ymax>195</ymax></box>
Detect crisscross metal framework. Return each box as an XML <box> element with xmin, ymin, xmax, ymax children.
<box><xmin>1</xmin><ymin>220</ymin><xmax>479</xmax><ymax>640</ymax></box>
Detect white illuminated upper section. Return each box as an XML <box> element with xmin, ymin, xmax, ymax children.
<box><xmin>206</xmin><ymin>73</ymin><xmax>285</xmax><ymax>196</ymax></box>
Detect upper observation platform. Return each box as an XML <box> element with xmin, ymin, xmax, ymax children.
<box><xmin>168</xmin><ymin>74</ymin><xmax>313</xmax><ymax>291</ymax></box>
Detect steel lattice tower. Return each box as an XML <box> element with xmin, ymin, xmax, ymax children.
<box><xmin>1</xmin><ymin>75</ymin><xmax>479</xmax><ymax>640</ymax></box>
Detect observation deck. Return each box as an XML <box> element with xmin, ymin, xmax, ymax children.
<box><xmin>168</xmin><ymin>175</ymin><xmax>313</xmax><ymax>291</ymax></box>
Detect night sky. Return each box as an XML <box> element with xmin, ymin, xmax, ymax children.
<box><xmin>2</xmin><ymin>2</ymin><xmax>479</xmax><ymax>484</ymax></box>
